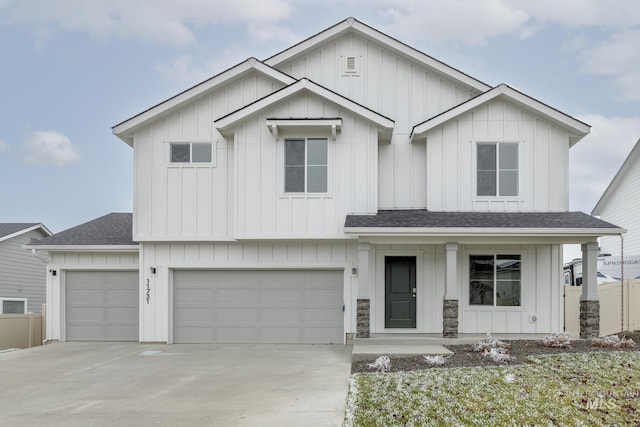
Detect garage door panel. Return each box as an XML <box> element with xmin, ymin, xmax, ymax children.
<box><xmin>174</xmin><ymin>288</ymin><xmax>216</xmax><ymax>305</ymax></box>
<box><xmin>305</xmin><ymin>289</ymin><xmax>343</xmax><ymax>305</ymax></box>
<box><xmin>218</xmin><ymin>289</ymin><xmax>258</xmax><ymax>305</ymax></box>
<box><xmin>218</xmin><ymin>308</ymin><xmax>258</xmax><ymax>323</ymax></box>
<box><xmin>218</xmin><ymin>327</ymin><xmax>258</xmax><ymax>343</ymax></box>
<box><xmin>173</xmin><ymin>270</ymin><xmax>343</xmax><ymax>344</ymax></box>
<box><xmin>305</xmin><ymin>307</ymin><xmax>343</xmax><ymax>324</ymax></box>
<box><xmin>260</xmin><ymin>290</ymin><xmax>302</xmax><ymax>305</ymax></box>
<box><xmin>65</xmin><ymin>271</ymin><xmax>138</xmax><ymax>342</ymax></box>
<box><xmin>174</xmin><ymin>307</ymin><xmax>215</xmax><ymax>323</ymax></box>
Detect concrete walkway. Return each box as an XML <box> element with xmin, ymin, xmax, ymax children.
<box><xmin>0</xmin><ymin>342</ymin><xmax>352</xmax><ymax>426</ymax></box>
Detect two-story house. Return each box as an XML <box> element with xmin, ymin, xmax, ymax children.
<box><xmin>29</xmin><ymin>18</ymin><xmax>623</xmax><ymax>343</ymax></box>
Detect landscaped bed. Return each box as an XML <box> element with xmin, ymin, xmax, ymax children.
<box><xmin>345</xmin><ymin>334</ymin><xmax>640</xmax><ymax>425</ymax></box>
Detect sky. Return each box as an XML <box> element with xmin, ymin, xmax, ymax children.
<box><xmin>1</xmin><ymin>0</ymin><xmax>639</xmax><ymax>261</ymax></box>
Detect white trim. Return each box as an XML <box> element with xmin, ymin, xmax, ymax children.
<box><xmin>24</xmin><ymin>245</ymin><xmax>139</xmax><ymax>252</ymax></box>
<box><xmin>215</xmin><ymin>78</ymin><xmax>394</xmax><ymax>132</ymax></box>
<box><xmin>267</xmin><ymin>119</ymin><xmax>342</xmax><ymax>142</ymax></box>
<box><xmin>1</xmin><ymin>224</ymin><xmax>52</xmax><ymax>243</ymax></box>
<box><xmin>0</xmin><ymin>297</ymin><xmax>28</xmax><ymax>314</ymax></box>
<box><xmin>264</xmin><ymin>17</ymin><xmax>489</xmax><ymax>93</ymax></box>
<box><xmin>344</xmin><ymin>227</ymin><xmax>625</xmax><ymax>237</ymax></box>
<box><xmin>112</xmin><ymin>58</ymin><xmax>296</xmax><ymax>145</ymax></box>
<box><xmin>411</xmin><ymin>84</ymin><xmax>590</xmax><ymax>146</ymax></box>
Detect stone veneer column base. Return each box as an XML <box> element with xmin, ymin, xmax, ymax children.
<box><xmin>580</xmin><ymin>300</ymin><xmax>600</xmax><ymax>339</ymax></box>
<box><xmin>443</xmin><ymin>299</ymin><xmax>459</xmax><ymax>338</ymax></box>
<box><xmin>356</xmin><ymin>299</ymin><xmax>370</xmax><ymax>338</ymax></box>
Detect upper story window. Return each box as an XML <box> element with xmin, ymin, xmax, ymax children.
<box><xmin>170</xmin><ymin>142</ymin><xmax>213</xmax><ymax>164</ymax></box>
<box><xmin>469</xmin><ymin>255</ymin><xmax>521</xmax><ymax>307</ymax></box>
<box><xmin>285</xmin><ymin>138</ymin><xmax>328</xmax><ymax>193</ymax></box>
<box><xmin>477</xmin><ymin>142</ymin><xmax>518</xmax><ymax>197</ymax></box>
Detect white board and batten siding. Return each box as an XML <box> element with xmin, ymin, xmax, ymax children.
<box><xmin>44</xmin><ymin>251</ymin><xmax>139</xmax><ymax>342</ymax></box>
<box><xmin>459</xmin><ymin>244</ymin><xmax>563</xmax><ymax>334</ymax></box>
<box><xmin>133</xmin><ymin>72</ymin><xmax>287</xmax><ymax>242</ymax></box>
<box><xmin>425</xmin><ymin>100</ymin><xmax>570</xmax><ymax>212</ymax></box>
<box><xmin>233</xmin><ymin>94</ymin><xmax>379</xmax><ymax>238</ymax></box>
<box><xmin>0</xmin><ymin>229</ymin><xmax>49</xmax><ymax>313</ymax></box>
<box><xmin>597</xmin><ymin>157</ymin><xmax>640</xmax><ymax>256</ymax></box>
<box><xmin>276</xmin><ymin>32</ymin><xmax>480</xmax><ymax>211</ymax></box>
<box><xmin>139</xmin><ymin>241</ymin><xmax>357</xmax><ymax>343</ymax></box>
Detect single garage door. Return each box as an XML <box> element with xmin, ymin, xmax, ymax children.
<box><xmin>65</xmin><ymin>271</ymin><xmax>139</xmax><ymax>341</ymax></box>
<box><xmin>173</xmin><ymin>270</ymin><xmax>344</xmax><ymax>344</ymax></box>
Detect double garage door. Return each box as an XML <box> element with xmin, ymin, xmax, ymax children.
<box><xmin>173</xmin><ymin>270</ymin><xmax>344</xmax><ymax>344</ymax></box>
<box><xmin>65</xmin><ymin>271</ymin><xmax>138</xmax><ymax>341</ymax></box>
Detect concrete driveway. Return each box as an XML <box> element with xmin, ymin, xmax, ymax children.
<box><xmin>0</xmin><ymin>342</ymin><xmax>352</xmax><ymax>426</ymax></box>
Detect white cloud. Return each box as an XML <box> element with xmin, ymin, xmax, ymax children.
<box><xmin>154</xmin><ymin>48</ymin><xmax>254</xmax><ymax>84</ymax></box>
<box><xmin>381</xmin><ymin>0</ymin><xmax>530</xmax><ymax>46</ymax></box>
<box><xmin>0</xmin><ymin>138</ymin><xmax>8</xmax><ymax>151</ymax></box>
<box><xmin>569</xmin><ymin>115</ymin><xmax>640</xmax><ymax>213</ymax></box>
<box><xmin>1</xmin><ymin>0</ymin><xmax>295</xmax><ymax>48</ymax></box>
<box><xmin>23</xmin><ymin>131</ymin><xmax>80</xmax><ymax>167</ymax></box>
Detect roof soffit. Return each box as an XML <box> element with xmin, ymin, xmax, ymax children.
<box><xmin>264</xmin><ymin>17</ymin><xmax>490</xmax><ymax>93</ymax></box>
<box><xmin>112</xmin><ymin>58</ymin><xmax>295</xmax><ymax>145</ymax></box>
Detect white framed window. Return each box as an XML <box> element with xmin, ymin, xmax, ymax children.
<box><xmin>284</xmin><ymin>138</ymin><xmax>328</xmax><ymax>193</ymax></box>
<box><xmin>469</xmin><ymin>255</ymin><xmax>521</xmax><ymax>307</ymax></box>
<box><xmin>169</xmin><ymin>142</ymin><xmax>214</xmax><ymax>164</ymax></box>
<box><xmin>476</xmin><ymin>142</ymin><xmax>518</xmax><ymax>197</ymax></box>
<box><xmin>0</xmin><ymin>298</ymin><xmax>27</xmax><ymax>314</ymax></box>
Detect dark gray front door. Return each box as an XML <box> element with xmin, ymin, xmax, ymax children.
<box><xmin>385</xmin><ymin>256</ymin><xmax>416</xmax><ymax>328</ymax></box>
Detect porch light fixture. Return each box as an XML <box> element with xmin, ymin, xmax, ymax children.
<box><xmin>149</xmin><ymin>267</ymin><xmax>157</xmax><ymax>275</ymax></box>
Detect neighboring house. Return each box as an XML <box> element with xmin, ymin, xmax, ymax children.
<box><xmin>28</xmin><ymin>18</ymin><xmax>623</xmax><ymax>343</ymax></box>
<box><xmin>593</xmin><ymin>138</ymin><xmax>640</xmax><ymax>257</ymax></box>
<box><xmin>0</xmin><ymin>223</ymin><xmax>52</xmax><ymax>313</ymax></box>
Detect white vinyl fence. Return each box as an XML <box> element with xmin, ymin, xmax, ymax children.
<box><xmin>564</xmin><ymin>280</ymin><xmax>640</xmax><ymax>337</ymax></box>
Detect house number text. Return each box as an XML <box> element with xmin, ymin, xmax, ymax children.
<box><xmin>146</xmin><ymin>279</ymin><xmax>151</xmax><ymax>304</ymax></box>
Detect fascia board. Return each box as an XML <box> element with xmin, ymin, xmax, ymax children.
<box><xmin>22</xmin><ymin>245</ymin><xmax>140</xmax><ymax>252</ymax></box>
<box><xmin>112</xmin><ymin>59</ymin><xmax>295</xmax><ymax>145</ymax></box>
<box><xmin>343</xmin><ymin>227</ymin><xmax>626</xmax><ymax>237</ymax></box>
<box><xmin>264</xmin><ymin>18</ymin><xmax>490</xmax><ymax>93</ymax></box>
<box><xmin>0</xmin><ymin>224</ymin><xmax>52</xmax><ymax>243</ymax></box>
<box><xmin>411</xmin><ymin>84</ymin><xmax>590</xmax><ymax>142</ymax></box>
<box><xmin>592</xmin><ymin>138</ymin><xmax>640</xmax><ymax>215</ymax></box>
<box><xmin>215</xmin><ymin>79</ymin><xmax>394</xmax><ymax>131</ymax></box>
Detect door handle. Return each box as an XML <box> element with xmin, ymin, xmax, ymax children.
<box><xmin>412</xmin><ymin>287</ymin><xmax>417</xmax><ymax>298</ymax></box>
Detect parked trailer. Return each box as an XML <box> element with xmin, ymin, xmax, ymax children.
<box><xmin>563</xmin><ymin>255</ymin><xmax>640</xmax><ymax>286</ymax></box>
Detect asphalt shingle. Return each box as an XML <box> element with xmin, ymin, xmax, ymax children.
<box><xmin>344</xmin><ymin>210</ymin><xmax>620</xmax><ymax>229</ymax></box>
<box><xmin>0</xmin><ymin>223</ymin><xmax>40</xmax><ymax>239</ymax></box>
<box><xmin>29</xmin><ymin>213</ymin><xmax>135</xmax><ymax>246</ymax></box>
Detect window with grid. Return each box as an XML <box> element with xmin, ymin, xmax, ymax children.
<box><xmin>284</xmin><ymin>138</ymin><xmax>328</xmax><ymax>193</ymax></box>
<box><xmin>469</xmin><ymin>255</ymin><xmax>521</xmax><ymax>307</ymax></box>
<box><xmin>477</xmin><ymin>142</ymin><xmax>518</xmax><ymax>196</ymax></box>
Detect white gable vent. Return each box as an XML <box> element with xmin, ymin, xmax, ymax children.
<box><xmin>343</xmin><ymin>55</ymin><xmax>359</xmax><ymax>75</ymax></box>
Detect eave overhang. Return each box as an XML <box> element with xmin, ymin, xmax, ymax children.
<box><xmin>410</xmin><ymin>84</ymin><xmax>591</xmax><ymax>146</ymax></box>
<box><xmin>112</xmin><ymin>58</ymin><xmax>296</xmax><ymax>146</ymax></box>
<box><xmin>23</xmin><ymin>244</ymin><xmax>139</xmax><ymax>252</ymax></box>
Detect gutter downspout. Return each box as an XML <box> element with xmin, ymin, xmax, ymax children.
<box><xmin>31</xmin><ymin>248</ymin><xmax>49</xmax><ymax>264</ymax></box>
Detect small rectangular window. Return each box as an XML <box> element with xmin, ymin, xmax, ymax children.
<box><xmin>170</xmin><ymin>142</ymin><xmax>213</xmax><ymax>164</ymax></box>
<box><xmin>1</xmin><ymin>298</ymin><xmax>27</xmax><ymax>314</ymax></box>
<box><xmin>284</xmin><ymin>138</ymin><xmax>328</xmax><ymax>193</ymax></box>
<box><xmin>470</xmin><ymin>255</ymin><xmax>521</xmax><ymax>307</ymax></box>
<box><xmin>476</xmin><ymin>142</ymin><xmax>518</xmax><ymax>197</ymax></box>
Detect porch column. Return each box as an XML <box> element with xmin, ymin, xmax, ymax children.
<box><xmin>580</xmin><ymin>241</ymin><xmax>600</xmax><ymax>338</ymax></box>
<box><xmin>356</xmin><ymin>243</ymin><xmax>370</xmax><ymax>338</ymax></box>
<box><xmin>443</xmin><ymin>242</ymin><xmax>459</xmax><ymax>338</ymax></box>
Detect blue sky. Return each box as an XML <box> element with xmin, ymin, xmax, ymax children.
<box><xmin>1</xmin><ymin>0</ymin><xmax>639</xmax><ymax>260</ymax></box>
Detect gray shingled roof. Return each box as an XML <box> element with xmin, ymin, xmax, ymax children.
<box><xmin>0</xmin><ymin>223</ymin><xmax>40</xmax><ymax>239</ymax></box>
<box><xmin>29</xmin><ymin>213</ymin><xmax>135</xmax><ymax>246</ymax></box>
<box><xmin>344</xmin><ymin>210</ymin><xmax>621</xmax><ymax>230</ymax></box>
